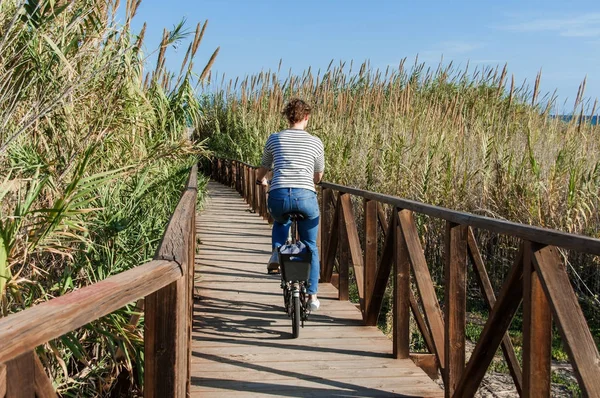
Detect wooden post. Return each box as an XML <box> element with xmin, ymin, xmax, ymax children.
<box><xmin>364</xmin><ymin>199</ymin><xmax>377</xmax><ymax>316</ymax></box>
<box><xmin>256</xmin><ymin>177</ymin><xmax>263</xmax><ymax>216</ymax></box>
<box><xmin>144</xmin><ymin>190</ymin><xmax>193</xmax><ymax>398</ymax></box>
<box><xmin>522</xmin><ymin>241</ymin><xmax>551</xmax><ymax>398</ymax></box>
<box><xmin>393</xmin><ymin>209</ymin><xmax>410</xmax><ymax>359</ymax></box>
<box><xmin>217</xmin><ymin>159</ymin><xmax>222</xmax><ymax>181</ymax></box>
<box><xmin>321</xmin><ymin>188</ymin><xmax>333</xmax><ymax>281</ymax></box>
<box><xmin>248</xmin><ymin>168</ymin><xmax>254</xmax><ymax>208</ymax></box>
<box><xmin>144</xmin><ymin>278</ymin><xmax>188</xmax><ymax>397</ymax></box>
<box><xmin>338</xmin><ymin>194</ymin><xmax>349</xmax><ymax>301</ymax></box>
<box><xmin>244</xmin><ymin>166</ymin><xmax>249</xmax><ymax>202</ymax></box>
<box><xmin>323</xmin><ymin>193</ymin><xmax>340</xmax><ymax>283</ymax></box>
<box><xmin>444</xmin><ymin>222</ymin><xmax>468</xmax><ymax>397</ymax></box>
<box><xmin>6</xmin><ymin>352</ymin><xmax>35</xmax><ymax>398</ymax></box>
<box><xmin>232</xmin><ymin>161</ymin><xmax>236</xmax><ymax>190</ymax></box>
<box><xmin>0</xmin><ymin>363</ymin><xmax>5</xmax><ymax>398</ymax></box>
<box><xmin>221</xmin><ymin>159</ymin><xmax>225</xmax><ymax>182</ymax></box>
<box><xmin>237</xmin><ymin>162</ymin><xmax>242</xmax><ymax>193</ymax></box>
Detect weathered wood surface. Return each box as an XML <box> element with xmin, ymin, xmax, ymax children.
<box><xmin>532</xmin><ymin>245</ymin><xmax>600</xmax><ymax>398</ymax></box>
<box><xmin>191</xmin><ymin>181</ymin><xmax>443</xmax><ymax>397</ymax></box>
<box><xmin>0</xmin><ymin>259</ymin><xmax>180</xmax><ymax>364</ymax></box>
<box><xmin>0</xmin><ymin>364</ymin><xmax>5</xmax><ymax>398</ymax></box>
<box><xmin>6</xmin><ymin>352</ymin><xmax>34</xmax><ymax>398</ymax></box>
<box><xmin>321</xmin><ymin>182</ymin><xmax>600</xmax><ymax>255</ymax></box>
<box><xmin>444</xmin><ymin>222</ymin><xmax>467</xmax><ymax>397</ymax></box>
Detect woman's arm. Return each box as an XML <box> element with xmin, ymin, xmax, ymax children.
<box><xmin>256</xmin><ymin>167</ymin><xmax>269</xmax><ymax>185</ymax></box>
<box><xmin>314</xmin><ymin>171</ymin><xmax>323</xmax><ymax>184</ymax></box>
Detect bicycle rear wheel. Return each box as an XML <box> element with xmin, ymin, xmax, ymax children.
<box><xmin>292</xmin><ymin>295</ymin><xmax>300</xmax><ymax>338</ymax></box>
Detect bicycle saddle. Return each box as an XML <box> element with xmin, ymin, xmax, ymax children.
<box><xmin>283</xmin><ymin>212</ymin><xmax>305</xmax><ymax>221</ymax></box>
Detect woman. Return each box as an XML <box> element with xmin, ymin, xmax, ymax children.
<box><xmin>256</xmin><ymin>98</ymin><xmax>324</xmax><ymax>311</ymax></box>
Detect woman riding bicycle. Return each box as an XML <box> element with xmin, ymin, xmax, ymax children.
<box><xmin>256</xmin><ymin>98</ymin><xmax>324</xmax><ymax>312</ymax></box>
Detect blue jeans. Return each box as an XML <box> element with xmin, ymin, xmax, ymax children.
<box><xmin>268</xmin><ymin>188</ymin><xmax>320</xmax><ymax>295</ymax></box>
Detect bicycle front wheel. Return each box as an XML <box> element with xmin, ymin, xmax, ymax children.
<box><xmin>292</xmin><ymin>295</ymin><xmax>300</xmax><ymax>338</ymax></box>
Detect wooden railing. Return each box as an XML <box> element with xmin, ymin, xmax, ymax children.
<box><xmin>212</xmin><ymin>157</ymin><xmax>600</xmax><ymax>398</ymax></box>
<box><xmin>0</xmin><ymin>165</ymin><xmax>198</xmax><ymax>398</ymax></box>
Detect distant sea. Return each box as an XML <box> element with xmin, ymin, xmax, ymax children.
<box><xmin>552</xmin><ymin>115</ymin><xmax>599</xmax><ymax>125</ymax></box>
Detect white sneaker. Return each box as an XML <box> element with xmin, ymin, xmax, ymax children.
<box><xmin>267</xmin><ymin>251</ymin><xmax>279</xmax><ymax>273</ymax></box>
<box><xmin>308</xmin><ymin>298</ymin><xmax>320</xmax><ymax>312</ymax></box>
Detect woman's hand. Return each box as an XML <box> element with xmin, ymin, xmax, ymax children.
<box><xmin>256</xmin><ymin>177</ymin><xmax>268</xmax><ymax>186</ymax></box>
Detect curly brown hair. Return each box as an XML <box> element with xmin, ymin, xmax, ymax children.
<box><xmin>282</xmin><ymin>98</ymin><xmax>312</xmax><ymax>124</ymax></box>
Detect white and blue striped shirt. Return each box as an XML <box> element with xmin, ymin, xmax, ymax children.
<box><xmin>261</xmin><ymin>129</ymin><xmax>325</xmax><ymax>192</ymax></box>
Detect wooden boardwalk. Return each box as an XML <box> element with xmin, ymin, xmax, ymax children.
<box><xmin>191</xmin><ymin>181</ymin><xmax>444</xmax><ymax>397</ymax></box>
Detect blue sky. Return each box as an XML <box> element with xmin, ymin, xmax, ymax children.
<box><xmin>128</xmin><ymin>0</ymin><xmax>600</xmax><ymax>113</ymax></box>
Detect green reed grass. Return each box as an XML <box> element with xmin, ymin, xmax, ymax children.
<box><xmin>200</xmin><ymin>60</ymin><xmax>599</xmax><ymax>236</ymax></box>
<box><xmin>0</xmin><ymin>0</ymin><xmax>215</xmax><ymax>395</ymax></box>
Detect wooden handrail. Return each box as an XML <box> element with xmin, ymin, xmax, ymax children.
<box><xmin>0</xmin><ymin>259</ymin><xmax>180</xmax><ymax>363</ymax></box>
<box><xmin>212</xmin><ymin>157</ymin><xmax>600</xmax><ymax>255</ymax></box>
<box><xmin>213</xmin><ymin>157</ymin><xmax>600</xmax><ymax>398</ymax></box>
<box><xmin>0</xmin><ymin>164</ymin><xmax>198</xmax><ymax>397</ymax></box>
<box><xmin>320</xmin><ymin>181</ymin><xmax>600</xmax><ymax>255</ymax></box>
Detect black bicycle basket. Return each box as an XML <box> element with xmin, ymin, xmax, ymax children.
<box><xmin>279</xmin><ymin>245</ymin><xmax>312</xmax><ymax>282</ymax></box>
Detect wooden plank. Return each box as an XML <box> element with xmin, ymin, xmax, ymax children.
<box><xmin>453</xmin><ymin>247</ymin><xmax>524</xmax><ymax>397</ymax></box>
<box><xmin>190</xmin><ymin>377</ymin><xmax>443</xmax><ymax>397</ymax></box>
<box><xmin>0</xmin><ymin>259</ymin><xmax>179</xmax><ymax>363</ymax></box>
<box><xmin>0</xmin><ymin>363</ymin><xmax>5</xmax><ymax>398</ymax></box>
<box><xmin>393</xmin><ymin>210</ymin><xmax>410</xmax><ymax>359</ymax></box>
<box><xmin>363</xmin><ymin>199</ymin><xmax>378</xmax><ymax>315</ymax></box>
<box><xmin>398</xmin><ymin>210</ymin><xmax>445</xmax><ymax>370</ymax></box>
<box><xmin>410</xmin><ymin>353</ymin><xmax>439</xmax><ymax>380</ymax></box>
<box><xmin>522</xmin><ymin>241</ymin><xmax>551</xmax><ymax>398</ymax></box>
<box><xmin>467</xmin><ymin>228</ymin><xmax>522</xmax><ymax>394</ymax></box>
<box><xmin>339</xmin><ymin>194</ymin><xmax>365</xmax><ymax>303</ymax></box>
<box><xmin>34</xmin><ymin>355</ymin><xmax>56</xmax><ymax>398</ymax></box>
<box><xmin>6</xmin><ymin>352</ymin><xmax>34</xmax><ymax>398</ymax></box>
<box><xmin>322</xmin><ymin>193</ymin><xmax>340</xmax><ymax>283</ymax></box>
<box><xmin>337</xmin><ymin>194</ymin><xmax>350</xmax><ymax>301</ymax></box>
<box><xmin>532</xmin><ymin>245</ymin><xmax>600</xmax><ymax>398</ymax></box>
<box><xmin>444</xmin><ymin>222</ymin><xmax>467</xmax><ymax>397</ymax></box>
<box><xmin>192</xmin><ymin>351</ymin><xmax>415</xmax><ymax>369</ymax></box>
<box><xmin>365</xmin><ymin>214</ymin><xmax>394</xmax><ymax>326</ymax></box>
<box><xmin>409</xmin><ymin>290</ymin><xmax>436</xmax><ymax>355</ymax></box>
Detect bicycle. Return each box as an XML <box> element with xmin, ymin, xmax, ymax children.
<box><xmin>277</xmin><ymin>213</ymin><xmax>312</xmax><ymax>338</ymax></box>
<box><xmin>256</xmin><ymin>180</ymin><xmax>312</xmax><ymax>338</ymax></box>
